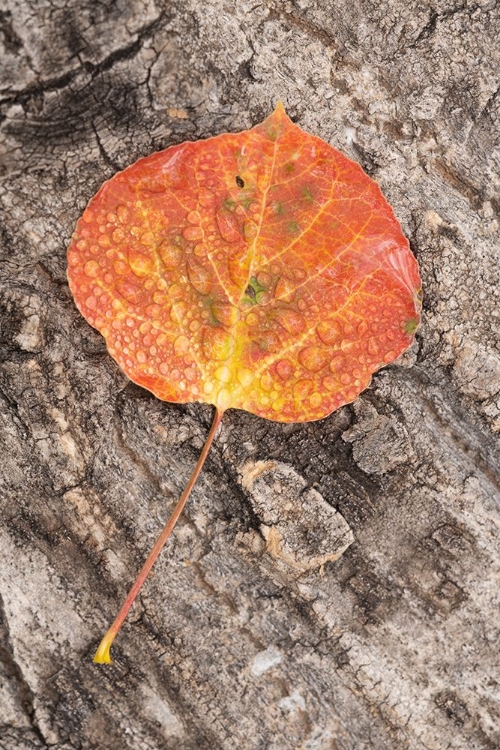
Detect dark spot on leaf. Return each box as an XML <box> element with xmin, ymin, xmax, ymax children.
<box><xmin>235</xmin><ymin>175</ymin><xmax>244</xmax><ymax>188</ymax></box>
<box><xmin>245</xmin><ymin>284</ymin><xmax>256</xmax><ymax>299</ymax></box>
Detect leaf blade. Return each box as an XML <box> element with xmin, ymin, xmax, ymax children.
<box><xmin>68</xmin><ymin>105</ymin><xmax>421</xmax><ymax>422</ymax></box>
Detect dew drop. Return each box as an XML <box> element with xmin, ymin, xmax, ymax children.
<box><xmin>84</xmin><ymin>260</ymin><xmax>100</xmax><ymax>278</ymax></box>
<box><xmin>183</xmin><ymin>225</ymin><xmax>203</xmax><ymax>241</ymax></box>
<box><xmin>202</xmin><ymin>328</ymin><xmax>234</xmax><ymax>360</ymax></box>
<box><xmin>293</xmin><ymin>379</ymin><xmax>314</xmax><ymax>399</ymax></box>
<box><xmin>174</xmin><ymin>335</ymin><xmax>190</xmax><ymax>357</ymax></box>
<box><xmin>111</xmin><ymin>227</ymin><xmax>125</xmax><ymax>244</ymax></box>
<box><xmin>158</xmin><ymin>241</ymin><xmax>183</xmax><ymax>269</ymax></box>
<box><xmin>256</xmin><ymin>271</ymin><xmax>271</xmax><ymax>288</ymax></box>
<box><xmin>216</xmin><ymin>207</ymin><xmax>241</xmax><ymax>243</ymax></box>
<box><xmin>137</xmin><ymin>350</ymin><xmax>147</xmax><ymax>363</ymax></box>
<box><xmin>187</xmin><ymin>211</ymin><xmax>201</xmax><ymax>225</ymax></box>
<box><xmin>272</xmin><ymin>397</ymin><xmax>286</xmax><ymax>412</ymax></box>
<box><xmin>246</xmin><ymin>312</ymin><xmax>259</xmax><ymax>327</ymax></box>
<box><xmin>310</xmin><ymin>392</ymin><xmax>322</xmax><ymax>409</ymax></box>
<box><xmin>214</xmin><ymin>366</ymin><xmax>231</xmax><ymax>383</ymax></box>
<box><xmin>299</xmin><ymin>346</ymin><xmax>329</xmax><ymax>373</ymax></box>
<box><xmin>116</xmin><ymin>279</ymin><xmax>142</xmax><ymax>305</ymax></box>
<box><xmin>153</xmin><ymin>291</ymin><xmax>168</xmax><ymax>305</ymax></box>
<box><xmin>322</xmin><ymin>375</ymin><xmax>336</xmax><ymax>392</ymax></box>
<box><xmin>169</xmin><ymin>283</ymin><xmax>184</xmax><ymax>300</ymax></box>
<box><xmin>198</xmin><ymin>188</ymin><xmax>215</xmax><ymax>207</ymax></box>
<box><xmin>276</xmin><ymin>359</ymin><xmax>293</xmax><ymax>379</ymax></box>
<box><xmin>275</xmin><ymin>309</ymin><xmax>306</xmax><ymax>335</ymax></box>
<box><xmin>330</xmin><ymin>355</ymin><xmax>345</xmax><ymax>373</ymax></box>
<box><xmin>140</xmin><ymin>231</ymin><xmax>157</xmax><ymax>246</ymax></box>
<box><xmin>234</xmin><ymin>369</ymin><xmax>251</xmax><ymax>388</ymax></box>
<box><xmin>188</xmin><ymin>261</ymin><xmax>212</xmax><ymax>295</ymax></box>
<box><xmin>212</xmin><ymin>303</ymin><xmax>237</xmax><ymax>327</ymax></box>
<box><xmin>129</xmin><ymin>249</ymin><xmax>153</xmax><ymax>278</ymax></box>
<box><xmin>316</xmin><ymin>321</ymin><xmax>341</xmax><ymax>346</ymax></box>
<box><xmin>260</xmin><ymin>372</ymin><xmax>273</xmax><ymax>392</ymax></box>
<box><xmin>243</xmin><ymin>221</ymin><xmax>257</xmax><ymax>239</ymax></box>
<box><xmin>275</xmin><ymin>277</ymin><xmax>295</xmax><ymax>301</ymax></box>
<box><xmin>113</xmin><ymin>261</ymin><xmax>128</xmax><ymax>275</ymax></box>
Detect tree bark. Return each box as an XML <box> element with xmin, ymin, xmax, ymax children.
<box><xmin>1</xmin><ymin>1</ymin><xmax>499</xmax><ymax>748</ymax></box>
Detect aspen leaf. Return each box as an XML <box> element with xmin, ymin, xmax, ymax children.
<box><xmin>67</xmin><ymin>104</ymin><xmax>421</xmax><ymax>662</ymax></box>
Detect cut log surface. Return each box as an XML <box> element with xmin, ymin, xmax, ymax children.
<box><xmin>1</xmin><ymin>1</ymin><xmax>499</xmax><ymax>748</ymax></box>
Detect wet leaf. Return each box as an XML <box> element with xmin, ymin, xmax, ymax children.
<box><xmin>68</xmin><ymin>103</ymin><xmax>421</xmax><ymax>424</ymax></box>
<box><xmin>67</xmin><ymin>104</ymin><xmax>421</xmax><ymax>662</ymax></box>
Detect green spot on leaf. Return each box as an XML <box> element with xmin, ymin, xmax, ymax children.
<box><xmin>244</xmin><ymin>276</ymin><xmax>267</xmax><ymax>305</ymax></box>
<box><xmin>404</xmin><ymin>318</ymin><xmax>419</xmax><ymax>335</ymax></box>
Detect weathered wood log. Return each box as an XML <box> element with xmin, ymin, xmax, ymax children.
<box><xmin>1</xmin><ymin>1</ymin><xmax>499</xmax><ymax>748</ymax></box>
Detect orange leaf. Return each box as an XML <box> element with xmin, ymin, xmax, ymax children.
<box><xmin>68</xmin><ymin>103</ymin><xmax>421</xmax><ymax>424</ymax></box>
<box><xmin>68</xmin><ymin>104</ymin><xmax>421</xmax><ymax>662</ymax></box>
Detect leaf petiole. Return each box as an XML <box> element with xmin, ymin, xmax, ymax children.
<box><xmin>94</xmin><ymin>407</ymin><xmax>224</xmax><ymax>663</ymax></box>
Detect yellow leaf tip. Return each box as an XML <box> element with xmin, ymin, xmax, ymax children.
<box><xmin>273</xmin><ymin>100</ymin><xmax>288</xmax><ymax>118</ymax></box>
<box><xmin>93</xmin><ymin>635</ymin><xmax>114</xmax><ymax>664</ymax></box>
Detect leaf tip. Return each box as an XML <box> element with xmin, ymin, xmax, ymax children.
<box><xmin>273</xmin><ymin>99</ymin><xmax>291</xmax><ymax>121</ymax></box>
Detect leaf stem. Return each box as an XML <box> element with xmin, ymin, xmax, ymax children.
<box><xmin>94</xmin><ymin>407</ymin><xmax>224</xmax><ymax>663</ymax></box>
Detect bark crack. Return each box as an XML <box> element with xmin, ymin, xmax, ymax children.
<box><xmin>91</xmin><ymin>121</ymin><xmax>121</xmax><ymax>172</ymax></box>
<box><xmin>0</xmin><ymin>10</ymin><xmax>170</xmax><ymax>108</ymax></box>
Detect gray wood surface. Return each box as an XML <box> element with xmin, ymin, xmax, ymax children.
<box><xmin>1</xmin><ymin>1</ymin><xmax>499</xmax><ymax>748</ymax></box>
